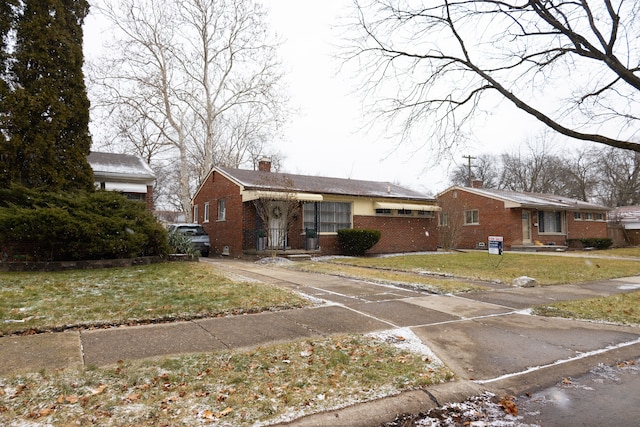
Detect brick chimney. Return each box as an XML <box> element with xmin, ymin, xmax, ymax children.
<box><xmin>471</xmin><ymin>179</ymin><xmax>483</xmax><ymax>188</ymax></box>
<box><xmin>258</xmin><ymin>157</ymin><xmax>271</xmax><ymax>172</ymax></box>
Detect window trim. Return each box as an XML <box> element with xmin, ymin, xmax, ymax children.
<box><xmin>204</xmin><ymin>202</ymin><xmax>210</xmax><ymax>223</ymax></box>
<box><xmin>217</xmin><ymin>199</ymin><xmax>226</xmax><ymax>221</ymax></box>
<box><xmin>303</xmin><ymin>201</ymin><xmax>352</xmax><ymax>234</ymax></box>
<box><xmin>538</xmin><ymin>210</ymin><xmax>564</xmax><ymax>234</ymax></box>
<box><xmin>438</xmin><ymin>212</ymin><xmax>449</xmax><ymax>227</ymax></box>
<box><xmin>464</xmin><ymin>209</ymin><xmax>479</xmax><ymax>225</ymax></box>
<box><xmin>193</xmin><ymin>205</ymin><xmax>198</xmax><ymax>223</ymax></box>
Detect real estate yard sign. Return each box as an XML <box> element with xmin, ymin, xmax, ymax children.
<box><xmin>488</xmin><ymin>236</ymin><xmax>503</xmax><ymax>255</ymax></box>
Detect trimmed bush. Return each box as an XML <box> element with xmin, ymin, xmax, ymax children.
<box><xmin>337</xmin><ymin>229</ymin><xmax>381</xmax><ymax>256</ymax></box>
<box><xmin>579</xmin><ymin>238</ymin><xmax>613</xmax><ymax>250</ymax></box>
<box><xmin>0</xmin><ymin>186</ymin><xmax>169</xmax><ymax>261</ymax></box>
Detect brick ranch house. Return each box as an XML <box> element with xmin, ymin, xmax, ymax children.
<box><xmin>437</xmin><ymin>185</ymin><xmax>609</xmax><ymax>250</ymax></box>
<box><xmin>87</xmin><ymin>151</ymin><xmax>156</xmax><ymax>211</ymax></box>
<box><xmin>192</xmin><ymin>159</ymin><xmax>440</xmax><ymax>257</ymax></box>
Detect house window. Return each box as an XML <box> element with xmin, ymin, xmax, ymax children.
<box><xmin>585</xmin><ymin>212</ymin><xmax>593</xmax><ymax>220</ymax></box>
<box><xmin>375</xmin><ymin>208</ymin><xmax>392</xmax><ymax>215</ymax></box>
<box><xmin>218</xmin><ymin>199</ymin><xmax>226</xmax><ymax>221</ymax></box>
<box><xmin>398</xmin><ymin>209</ymin><xmax>413</xmax><ymax>215</ymax></box>
<box><xmin>417</xmin><ymin>210</ymin><xmax>435</xmax><ymax>218</ymax></box>
<box><xmin>574</xmin><ymin>212</ymin><xmax>582</xmax><ymax>220</ymax></box>
<box><xmin>303</xmin><ymin>202</ymin><xmax>351</xmax><ymax>232</ymax></box>
<box><xmin>438</xmin><ymin>212</ymin><xmax>448</xmax><ymax>227</ymax></box>
<box><xmin>204</xmin><ymin>202</ymin><xmax>210</xmax><ymax>223</ymax></box>
<box><xmin>595</xmin><ymin>213</ymin><xmax>604</xmax><ymax>221</ymax></box>
<box><xmin>538</xmin><ymin>211</ymin><xmax>563</xmax><ymax>233</ymax></box>
<box><xmin>464</xmin><ymin>209</ymin><xmax>479</xmax><ymax>225</ymax></box>
<box><xmin>193</xmin><ymin>205</ymin><xmax>198</xmax><ymax>223</ymax></box>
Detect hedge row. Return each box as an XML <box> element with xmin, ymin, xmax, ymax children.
<box><xmin>337</xmin><ymin>229</ymin><xmax>381</xmax><ymax>256</ymax></box>
<box><xmin>0</xmin><ymin>186</ymin><xmax>169</xmax><ymax>261</ymax></box>
<box><xmin>567</xmin><ymin>238</ymin><xmax>613</xmax><ymax>250</ymax></box>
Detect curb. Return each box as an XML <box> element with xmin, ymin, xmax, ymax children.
<box><xmin>277</xmin><ymin>380</ymin><xmax>484</xmax><ymax>426</ymax></box>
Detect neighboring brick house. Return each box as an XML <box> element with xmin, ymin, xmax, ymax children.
<box><xmin>436</xmin><ymin>185</ymin><xmax>609</xmax><ymax>250</ymax></box>
<box><xmin>192</xmin><ymin>159</ymin><xmax>439</xmax><ymax>257</ymax></box>
<box><xmin>88</xmin><ymin>152</ymin><xmax>156</xmax><ymax>211</ymax></box>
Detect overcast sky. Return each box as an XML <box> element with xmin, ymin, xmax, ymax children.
<box><xmin>84</xmin><ymin>0</ymin><xmax>574</xmax><ymax>197</ymax></box>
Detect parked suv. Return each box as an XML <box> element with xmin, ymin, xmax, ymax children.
<box><xmin>167</xmin><ymin>223</ymin><xmax>210</xmax><ymax>257</ymax></box>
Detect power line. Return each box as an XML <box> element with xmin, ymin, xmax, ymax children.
<box><xmin>462</xmin><ymin>155</ymin><xmax>476</xmax><ymax>187</ymax></box>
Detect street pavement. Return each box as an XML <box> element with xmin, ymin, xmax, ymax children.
<box><xmin>1</xmin><ymin>257</ymin><xmax>639</xmax><ymax>426</ymax></box>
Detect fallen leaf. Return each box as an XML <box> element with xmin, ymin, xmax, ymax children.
<box><xmin>65</xmin><ymin>395</ymin><xmax>79</xmax><ymax>404</ymax></box>
<box><xmin>91</xmin><ymin>385</ymin><xmax>107</xmax><ymax>395</ymax></box>
<box><xmin>125</xmin><ymin>393</ymin><xmax>140</xmax><ymax>402</ymax></box>
<box><xmin>39</xmin><ymin>407</ymin><xmax>55</xmax><ymax>417</ymax></box>
<box><xmin>499</xmin><ymin>395</ymin><xmax>518</xmax><ymax>416</ymax></box>
<box><xmin>202</xmin><ymin>409</ymin><xmax>215</xmax><ymax>419</ymax></box>
<box><xmin>220</xmin><ymin>407</ymin><xmax>233</xmax><ymax>416</ymax></box>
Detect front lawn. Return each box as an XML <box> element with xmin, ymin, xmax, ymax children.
<box><xmin>320</xmin><ymin>252</ymin><xmax>640</xmax><ymax>285</ymax></box>
<box><xmin>0</xmin><ymin>333</ymin><xmax>453</xmax><ymax>426</ymax></box>
<box><xmin>285</xmin><ymin>261</ymin><xmax>486</xmax><ymax>293</ymax></box>
<box><xmin>0</xmin><ymin>262</ymin><xmax>310</xmax><ymax>336</ymax></box>
<box><xmin>533</xmin><ymin>291</ymin><xmax>640</xmax><ymax>325</ymax></box>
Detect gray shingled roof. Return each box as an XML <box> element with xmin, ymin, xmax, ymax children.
<box><xmin>217</xmin><ymin>167</ymin><xmax>433</xmax><ymax>201</ymax></box>
<box><xmin>459</xmin><ymin>187</ymin><xmax>608</xmax><ymax>211</ymax></box>
<box><xmin>88</xmin><ymin>152</ymin><xmax>155</xmax><ymax>180</ymax></box>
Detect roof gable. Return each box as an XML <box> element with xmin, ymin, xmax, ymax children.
<box><xmin>214</xmin><ymin>166</ymin><xmax>433</xmax><ymax>201</ymax></box>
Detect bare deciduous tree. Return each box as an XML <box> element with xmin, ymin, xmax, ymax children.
<box><xmin>347</xmin><ymin>0</ymin><xmax>640</xmax><ymax>154</ymax></box>
<box><xmin>594</xmin><ymin>148</ymin><xmax>640</xmax><ymax>207</ymax></box>
<box><xmin>449</xmin><ymin>154</ymin><xmax>500</xmax><ymax>188</ymax></box>
<box><xmin>89</xmin><ymin>0</ymin><xmax>287</xmax><ymax>218</ymax></box>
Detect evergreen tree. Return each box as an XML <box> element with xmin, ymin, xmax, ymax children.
<box><xmin>0</xmin><ymin>1</ymin><xmax>18</xmax><ymax>178</ymax></box>
<box><xmin>1</xmin><ymin>0</ymin><xmax>93</xmax><ymax>191</ymax></box>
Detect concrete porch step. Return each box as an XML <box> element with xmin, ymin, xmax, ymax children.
<box><xmin>286</xmin><ymin>254</ymin><xmax>313</xmax><ymax>261</ymax></box>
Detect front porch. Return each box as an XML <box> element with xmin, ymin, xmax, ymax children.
<box><xmin>243</xmin><ymin>228</ymin><xmax>322</xmax><ymax>258</ymax></box>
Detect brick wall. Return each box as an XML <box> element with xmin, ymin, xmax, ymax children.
<box><xmin>353</xmin><ymin>215</ymin><xmax>438</xmax><ymax>254</ymax></box>
<box><xmin>438</xmin><ymin>189</ymin><xmax>518</xmax><ymax>249</ymax></box>
<box><xmin>193</xmin><ymin>171</ymin><xmax>245</xmax><ymax>257</ymax></box>
<box><xmin>145</xmin><ymin>185</ymin><xmax>154</xmax><ymax>211</ymax></box>
<box><xmin>566</xmin><ymin>215</ymin><xmax>608</xmax><ymax>240</ymax></box>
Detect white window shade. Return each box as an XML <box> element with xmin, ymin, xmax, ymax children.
<box><xmin>103</xmin><ymin>182</ymin><xmax>148</xmax><ymax>193</ymax></box>
<box><xmin>374</xmin><ymin>202</ymin><xmax>440</xmax><ymax>211</ymax></box>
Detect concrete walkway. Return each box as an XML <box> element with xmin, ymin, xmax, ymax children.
<box><xmin>1</xmin><ymin>258</ymin><xmax>639</xmax><ymax>425</ymax></box>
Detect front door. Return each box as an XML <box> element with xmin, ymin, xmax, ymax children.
<box><xmin>268</xmin><ymin>201</ymin><xmax>287</xmax><ymax>249</ymax></box>
<box><xmin>522</xmin><ymin>210</ymin><xmax>532</xmax><ymax>244</ymax></box>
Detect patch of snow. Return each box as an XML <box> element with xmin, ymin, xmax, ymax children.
<box><xmin>398</xmin><ymin>392</ymin><xmax>541</xmax><ymax>427</ymax></box>
<box><xmin>618</xmin><ymin>283</ymin><xmax>640</xmax><ymax>290</ymax></box>
<box><xmin>255</xmin><ymin>257</ymin><xmax>293</xmax><ymax>265</ymax></box>
<box><xmin>375</xmin><ymin>251</ymin><xmax>451</xmax><ymax>258</ymax></box>
<box><xmin>367</xmin><ymin>327</ymin><xmax>444</xmax><ymax>365</ymax></box>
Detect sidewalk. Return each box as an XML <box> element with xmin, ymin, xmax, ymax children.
<box><xmin>1</xmin><ymin>258</ymin><xmax>639</xmax><ymax>425</ymax></box>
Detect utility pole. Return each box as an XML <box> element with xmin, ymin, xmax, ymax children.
<box><xmin>462</xmin><ymin>155</ymin><xmax>476</xmax><ymax>187</ymax></box>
